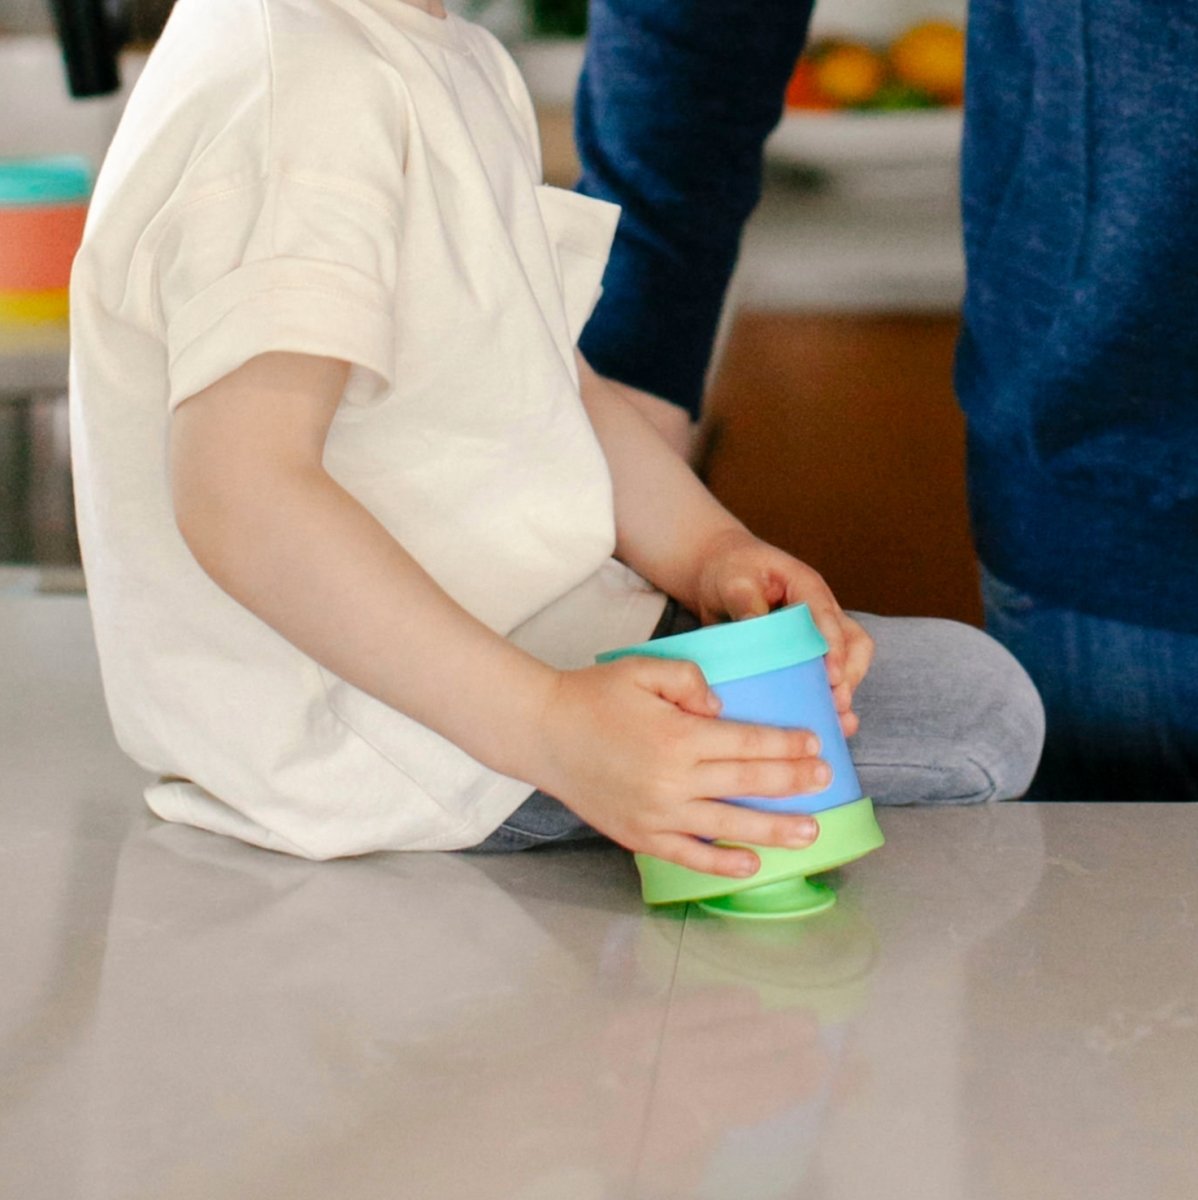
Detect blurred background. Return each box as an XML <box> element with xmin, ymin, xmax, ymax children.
<box><xmin>0</xmin><ymin>0</ymin><xmax>978</xmax><ymax>622</ymax></box>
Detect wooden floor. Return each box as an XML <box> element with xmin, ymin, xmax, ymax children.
<box><xmin>700</xmin><ymin>312</ymin><xmax>983</xmax><ymax>627</ymax></box>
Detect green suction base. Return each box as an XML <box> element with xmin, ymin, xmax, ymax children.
<box><xmin>697</xmin><ymin>875</ymin><xmax>837</xmax><ymax>920</ymax></box>
<box><xmin>635</xmin><ymin>796</ymin><xmax>883</xmax><ymax>921</ymax></box>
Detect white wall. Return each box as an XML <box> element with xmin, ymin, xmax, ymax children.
<box><xmin>0</xmin><ymin>0</ymin><xmax>53</xmax><ymax>35</ymax></box>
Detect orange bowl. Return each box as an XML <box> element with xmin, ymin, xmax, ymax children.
<box><xmin>0</xmin><ymin>202</ymin><xmax>88</xmax><ymax>292</ymax></box>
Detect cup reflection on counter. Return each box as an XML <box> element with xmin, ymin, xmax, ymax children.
<box><xmin>603</xmin><ymin>902</ymin><xmax>879</xmax><ymax>1198</ymax></box>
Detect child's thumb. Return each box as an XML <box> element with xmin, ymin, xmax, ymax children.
<box><xmin>637</xmin><ymin>657</ymin><xmax>721</xmax><ymax>717</ymax></box>
<box><xmin>722</xmin><ymin>575</ymin><xmax>770</xmax><ymax>621</ymax></box>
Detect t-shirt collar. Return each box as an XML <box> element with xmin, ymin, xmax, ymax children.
<box><xmin>337</xmin><ymin>0</ymin><xmax>467</xmax><ymax>52</ymax></box>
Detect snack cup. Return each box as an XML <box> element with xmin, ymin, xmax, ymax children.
<box><xmin>598</xmin><ymin>603</ymin><xmax>884</xmax><ymax>920</ymax></box>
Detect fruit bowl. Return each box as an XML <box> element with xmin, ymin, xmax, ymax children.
<box><xmin>767</xmin><ymin>12</ymin><xmax>965</xmax><ymax>174</ymax></box>
<box><xmin>766</xmin><ymin>107</ymin><xmax>962</xmax><ymax>171</ymax></box>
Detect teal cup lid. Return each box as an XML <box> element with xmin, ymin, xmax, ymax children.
<box><xmin>0</xmin><ymin>156</ymin><xmax>93</xmax><ymax>207</ymax></box>
<box><xmin>597</xmin><ymin>603</ymin><xmax>828</xmax><ymax>686</ymax></box>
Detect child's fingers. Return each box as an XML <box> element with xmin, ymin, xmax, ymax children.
<box><xmin>695</xmin><ymin>755</ymin><xmax>831</xmax><ymax>800</ymax></box>
<box><xmin>831</xmin><ymin>618</ymin><xmax>871</xmax><ymax>738</ymax></box>
<box><xmin>830</xmin><ymin>679</ymin><xmax>861</xmax><ymax>737</ymax></box>
<box><xmin>840</xmin><ymin>615</ymin><xmax>875</xmax><ymax>690</ymax></box>
<box><xmin>684</xmin><ymin>800</ymin><xmax>820</xmax><ymax>850</ymax></box>
<box><xmin>626</xmin><ymin>656</ymin><xmax>720</xmax><ymax>717</ymax></box>
<box><xmin>719</xmin><ymin>573</ymin><xmax>770</xmax><ymax>621</ymax></box>
<box><xmin>644</xmin><ymin>833</ymin><xmax>763</xmax><ymax>879</ymax></box>
<box><xmin>805</xmin><ymin>599</ymin><xmax>848</xmax><ymax>686</ymax></box>
<box><xmin>693</xmin><ymin>719</ymin><xmax>820</xmax><ymax>765</ymax></box>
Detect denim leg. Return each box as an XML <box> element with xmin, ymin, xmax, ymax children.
<box><xmin>848</xmin><ymin>612</ymin><xmax>1045</xmax><ymax>805</ymax></box>
<box><xmin>466</xmin><ymin>788</ymin><xmax>600</xmax><ymax>854</ymax></box>
<box><xmin>980</xmin><ymin>568</ymin><xmax>1198</xmax><ymax>802</ymax></box>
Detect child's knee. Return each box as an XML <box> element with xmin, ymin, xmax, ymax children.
<box><xmin>852</xmin><ymin>614</ymin><xmax>1045</xmax><ymax>805</ymax></box>
<box><xmin>951</xmin><ymin>621</ymin><xmax>1046</xmax><ymax>800</ymax></box>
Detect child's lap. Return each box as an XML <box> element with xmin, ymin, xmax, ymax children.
<box><xmin>467</xmin><ymin>608</ymin><xmax>1043</xmax><ymax>853</ymax></box>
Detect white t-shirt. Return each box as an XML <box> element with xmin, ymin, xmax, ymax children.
<box><xmin>69</xmin><ymin>0</ymin><xmax>666</xmax><ymax>858</ymax></box>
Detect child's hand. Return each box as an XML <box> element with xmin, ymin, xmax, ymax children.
<box><xmin>532</xmin><ymin>657</ymin><xmax>828</xmax><ymax>878</ymax></box>
<box><xmin>691</xmin><ymin>527</ymin><xmax>874</xmax><ymax>737</ymax></box>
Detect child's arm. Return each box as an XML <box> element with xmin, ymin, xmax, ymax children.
<box><xmin>575</xmin><ymin>353</ymin><xmax>874</xmax><ymax>735</ymax></box>
<box><xmin>170</xmin><ymin>351</ymin><xmax>827</xmax><ymax>876</ymax></box>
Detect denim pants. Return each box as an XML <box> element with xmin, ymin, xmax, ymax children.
<box><xmin>981</xmin><ymin>569</ymin><xmax>1198</xmax><ymax>803</ymax></box>
<box><xmin>471</xmin><ymin>602</ymin><xmax>1046</xmax><ymax>852</ymax></box>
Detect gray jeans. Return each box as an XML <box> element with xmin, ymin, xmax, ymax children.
<box><xmin>470</xmin><ymin>603</ymin><xmax>1046</xmax><ymax>853</ymax></box>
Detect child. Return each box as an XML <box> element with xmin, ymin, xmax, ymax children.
<box><xmin>70</xmin><ymin>0</ymin><xmax>1044</xmax><ymax>876</ymax></box>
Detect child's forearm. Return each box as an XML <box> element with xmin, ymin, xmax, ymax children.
<box><xmin>182</xmin><ymin>464</ymin><xmax>557</xmax><ymax>779</ymax></box>
<box><xmin>170</xmin><ymin>360</ymin><xmax>557</xmax><ymax>783</ymax></box>
<box><xmin>576</xmin><ymin>357</ymin><xmax>874</xmax><ymax>721</ymax></box>
<box><xmin>575</xmin><ymin>354</ymin><xmax>748</xmax><ymax>611</ymax></box>
<box><xmin>185</xmin><ymin>464</ymin><xmax>556</xmax><ymax>777</ymax></box>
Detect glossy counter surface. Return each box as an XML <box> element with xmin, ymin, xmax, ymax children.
<box><xmin>3</xmin><ymin>581</ymin><xmax>1196</xmax><ymax>1199</ymax></box>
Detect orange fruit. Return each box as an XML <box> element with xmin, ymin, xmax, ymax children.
<box><xmin>785</xmin><ymin>58</ymin><xmax>835</xmax><ymax>110</ymax></box>
<box><xmin>889</xmin><ymin>21</ymin><xmax>966</xmax><ymax>104</ymax></box>
<box><xmin>812</xmin><ymin>43</ymin><xmax>888</xmax><ymax>107</ymax></box>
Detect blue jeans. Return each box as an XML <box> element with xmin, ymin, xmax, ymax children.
<box><xmin>981</xmin><ymin>568</ymin><xmax>1198</xmax><ymax>803</ymax></box>
<box><xmin>471</xmin><ymin>603</ymin><xmax>1046</xmax><ymax>852</ymax></box>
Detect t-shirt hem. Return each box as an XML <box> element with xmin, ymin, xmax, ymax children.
<box><xmin>145</xmin><ymin>772</ymin><xmax>538</xmax><ymax>859</ymax></box>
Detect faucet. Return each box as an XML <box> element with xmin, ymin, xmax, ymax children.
<box><xmin>47</xmin><ymin>0</ymin><xmax>129</xmax><ymax>97</ymax></box>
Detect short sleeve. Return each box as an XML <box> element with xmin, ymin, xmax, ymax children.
<box><xmin>154</xmin><ymin>172</ymin><xmax>400</xmax><ymax>411</ymax></box>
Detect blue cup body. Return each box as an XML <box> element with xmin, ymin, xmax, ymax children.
<box><xmin>597</xmin><ymin>604</ymin><xmax>865</xmax><ymax>815</ymax></box>
<box><xmin>713</xmin><ymin>657</ymin><xmax>863</xmax><ymax>815</ymax></box>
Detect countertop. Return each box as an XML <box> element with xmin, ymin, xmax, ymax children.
<box><xmin>3</xmin><ymin>575</ymin><xmax>1197</xmax><ymax>1199</ymax></box>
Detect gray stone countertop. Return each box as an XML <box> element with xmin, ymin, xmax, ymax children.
<box><xmin>2</xmin><ymin>580</ymin><xmax>1196</xmax><ymax>1199</ymax></box>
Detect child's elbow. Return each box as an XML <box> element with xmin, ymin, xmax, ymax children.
<box><xmin>168</xmin><ymin>424</ymin><xmax>261</xmax><ymax>587</ymax></box>
<box><xmin>170</xmin><ymin>467</ymin><xmax>244</xmax><ymax>586</ymax></box>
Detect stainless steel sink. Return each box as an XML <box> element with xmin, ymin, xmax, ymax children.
<box><xmin>0</xmin><ymin>392</ymin><xmax>76</xmax><ymax>565</ymax></box>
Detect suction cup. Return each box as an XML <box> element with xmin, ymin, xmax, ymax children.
<box><xmin>697</xmin><ymin>874</ymin><xmax>837</xmax><ymax>920</ymax></box>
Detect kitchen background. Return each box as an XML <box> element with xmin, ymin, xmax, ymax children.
<box><xmin>0</xmin><ymin>0</ymin><xmax>978</xmax><ymax>622</ymax></box>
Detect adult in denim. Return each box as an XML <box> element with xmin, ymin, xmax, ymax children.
<box><xmin>573</xmin><ymin>0</ymin><xmax>1198</xmax><ymax>803</ymax></box>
